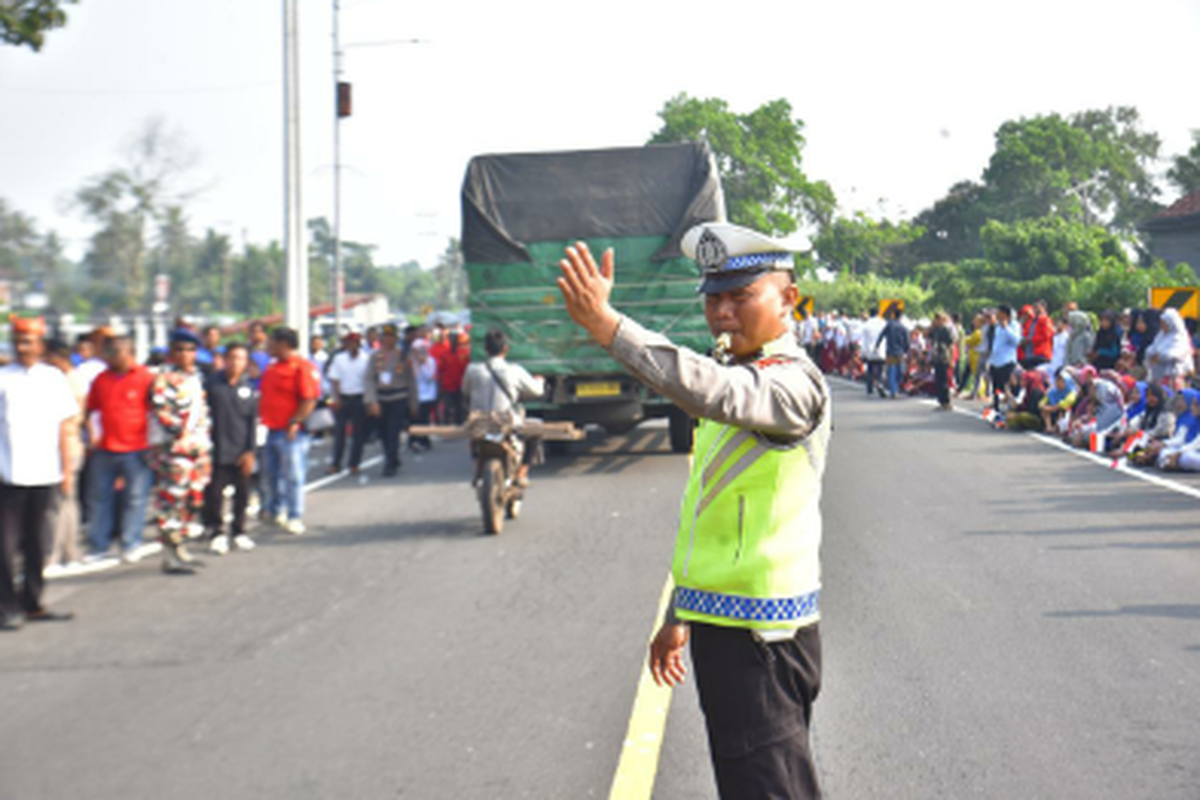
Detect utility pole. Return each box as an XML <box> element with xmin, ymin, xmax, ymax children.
<box><xmin>332</xmin><ymin>0</ymin><xmax>344</xmax><ymax>339</ymax></box>
<box><xmin>283</xmin><ymin>0</ymin><xmax>309</xmax><ymax>355</ymax></box>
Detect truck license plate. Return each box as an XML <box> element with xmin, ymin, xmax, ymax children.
<box><xmin>575</xmin><ymin>381</ymin><xmax>621</xmax><ymax>398</ymax></box>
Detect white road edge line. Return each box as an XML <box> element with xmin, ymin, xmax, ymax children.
<box><xmin>47</xmin><ymin>453</ymin><xmax>389</xmax><ymax>582</ymax></box>
<box><xmin>834</xmin><ymin>376</ymin><xmax>1200</xmax><ymax>503</ymax></box>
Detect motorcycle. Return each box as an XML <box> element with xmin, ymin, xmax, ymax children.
<box><xmin>468</xmin><ymin>414</ymin><xmax>525</xmax><ymax>535</ymax></box>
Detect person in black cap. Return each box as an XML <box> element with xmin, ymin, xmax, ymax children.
<box><xmin>364</xmin><ymin>323</ymin><xmax>414</xmax><ymax>476</ymax></box>
<box><xmin>558</xmin><ymin>221</ymin><xmax>830</xmax><ymax>800</ymax></box>
<box><xmin>149</xmin><ymin>328</ymin><xmax>212</xmax><ymax>574</ymax></box>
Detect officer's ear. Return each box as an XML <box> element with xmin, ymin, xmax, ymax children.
<box><xmin>778</xmin><ymin>274</ymin><xmax>800</xmax><ymax>319</ymax></box>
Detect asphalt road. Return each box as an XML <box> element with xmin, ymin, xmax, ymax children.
<box><xmin>4</xmin><ymin>382</ymin><xmax>1200</xmax><ymax>799</ymax></box>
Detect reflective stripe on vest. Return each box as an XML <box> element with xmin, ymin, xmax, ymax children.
<box><xmin>672</xmin><ymin>411</ymin><xmax>829</xmax><ymax>631</ymax></box>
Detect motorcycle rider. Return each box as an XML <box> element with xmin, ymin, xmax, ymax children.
<box><xmin>461</xmin><ymin>329</ymin><xmax>545</xmax><ymax>487</ymax></box>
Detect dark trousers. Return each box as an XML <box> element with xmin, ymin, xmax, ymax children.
<box><xmin>0</xmin><ymin>484</ymin><xmax>53</xmax><ymax>615</ymax></box>
<box><xmin>379</xmin><ymin>399</ymin><xmax>409</xmax><ymax>471</ymax></box>
<box><xmin>865</xmin><ymin>359</ymin><xmax>885</xmax><ymax>396</ymax></box>
<box><xmin>989</xmin><ymin>362</ymin><xmax>1016</xmax><ymax>413</ymax></box>
<box><xmin>439</xmin><ymin>390</ymin><xmax>464</xmax><ymax>426</ymax></box>
<box><xmin>934</xmin><ymin>362</ymin><xmax>951</xmax><ymax>406</ymax></box>
<box><xmin>691</xmin><ymin>622</ymin><xmax>823</xmax><ymax>800</ymax></box>
<box><xmin>332</xmin><ymin>394</ymin><xmax>367</xmax><ymax>470</ymax></box>
<box><xmin>411</xmin><ymin>400</ymin><xmax>435</xmax><ymax>449</ymax></box>
<box><xmin>203</xmin><ymin>463</ymin><xmax>249</xmax><ymax>536</ymax></box>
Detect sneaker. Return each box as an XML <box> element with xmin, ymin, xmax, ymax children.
<box><xmin>120</xmin><ymin>547</ymin><xmax>144</xmax><ymax>565</ymax></box>
<box><xmin>274</xmin><ymin>512</ymin><xmax>288</xmax><ymax>528</ymax></box>
<box><xmin>232</xmin><ymin>534</ymin><xmax>256</xmax><ymax>551</ymax></box>
<box><xmin>83</xmin><ymin>551</ymin><xmax>116</xmax><ymax>565</ymax></box>
<box><xmin>209</xmin><ymin>534</ymin><xmax>230</xmax><ymax>556</ymax></box>
<box><xmin>43</xmin><ymin>563</ymin><xmax>66</xmax><ymax>579</ymax></box>
<box><xmin>284</xmin><ymin>519</ymin><xmax>306</xmax><ymax>536</ymax></box>
<box><xmin>186</xmin><ymin>522</ymin><xmax>205</xmax><ymax>540</ymax></box>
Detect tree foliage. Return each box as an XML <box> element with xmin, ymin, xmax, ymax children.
<box><xmin>648</xmin><ymin>94</ymin><xmax>835</xmax><ymax>236</ymax></box>
<box><xmin>812</xmin><ymin>213</ymin><xmax>922</xmax><ymax>278</ymax></box>
<box><xmin>0</xmin><ymin>0</ymin><xmax>76</xmax><ymax>51</ymax></box>
<box><xmin>981</xmin><ymin>106</ymin><xmax>1161</xmax><ymax>233</ymax></box>
<box><xmin>1167</xmin><ymin>131</ymin><xmax>1200</xmax><ymax>197</ymax></box>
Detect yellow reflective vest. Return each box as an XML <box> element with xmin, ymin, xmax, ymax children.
<box><xmin>672</xmin><ymin>403</ymin><xmax>829</xmax><ymax>631</ymax></box>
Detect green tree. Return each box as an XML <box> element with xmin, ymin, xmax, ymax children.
<box><xmin>906</xmin><ymin>181</ymin><xmax>992</xmax><ymax>264</ymax></box>
<box><xmin>812</xmin><ymin>213</ymin><xmax>922</xmax><ymax>277</ymax></box>
<box><xmin>432</xmin><ymin>237</ymin><xmax>465</xmax><ymax>309</ymax></box>
<box><xmin>74</xmin><ymin>117</ymin><xmax>200</xmax><ymax>312</ymax></box>
<box><xmin>648</xmin><ymin>94</ymin><xmax>835</xmax><ymax>236</ymax></box>
<box><xmin>0</xmin><ymin>198</ymin><xmax>40</xmax><ymax>275</ymax></box>
<box><xmin>981</xmin><ymin>107</ymin><xmax>1161</xmax><ymax>233</ymax></box>
<box><xmin>1167</xmin><ymin>131</ymin><xmax>1200</xmax><ymax>196</ymax></box>
<box><xmin>233</xmin><ymin>242</ymin><xmax>284</xmax><ymax>318</ymax></box>
<box><xmin>1</xmin><ymin>0</ymin><xmax>76</xmax><ymax>51</ymax></box>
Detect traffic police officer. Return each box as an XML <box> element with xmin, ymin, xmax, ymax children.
<box><xmin>558</xmin><ymin>223</ymin><xmax>830</xmax><ymax>799</ymax></box>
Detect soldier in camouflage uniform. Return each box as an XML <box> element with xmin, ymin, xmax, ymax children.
<box><xmin>150</xmin><ymin>329</ymin><xmax>212</xmax><ymax>575</ymax></box>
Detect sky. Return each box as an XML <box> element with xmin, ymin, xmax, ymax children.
<box><xmin>2</xmin><ymin>0</ymin><xmax>1199</xmax><ymax>269</ymax></box>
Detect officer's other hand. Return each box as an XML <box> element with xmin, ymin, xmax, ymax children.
<box><xmin>558</xmin><ymin>242</ymin><xmax>620</xmax><ymax>348</ymax></box>
<box><xmin>367</xmin><ymin>403</ymin><xmax>381</xmax><ymax>418</ymax></box>
<box><xmin>649</xmin><ymin>623</ymin><xmax>690</xmax><ymax>688</ymax></box>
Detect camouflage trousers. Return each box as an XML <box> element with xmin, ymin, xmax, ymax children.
<box><xmin>153</xmin><ymin>451</ymin><xmax>211</xmax><ymax>547</ymax></box>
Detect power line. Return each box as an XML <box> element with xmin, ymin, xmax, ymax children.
<box><xmin>0</xmin><ymin>81</ymin><xmax>280</xmax><ymax>97</ymax></box>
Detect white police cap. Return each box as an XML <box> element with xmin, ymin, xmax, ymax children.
<box><xmin>681</xmin><ymin>222</ymin><xmax>796</xmax><ymax>295</ymax></box>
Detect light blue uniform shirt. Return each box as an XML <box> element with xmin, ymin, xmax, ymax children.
<box><xmin>988</xmin><ymin>321</ymin><xmax>1021</xmax><ymax>368</ymax></box>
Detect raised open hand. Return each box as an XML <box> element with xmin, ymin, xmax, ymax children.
<box><xmin>557</xmin><ymin>241</ymin><xmax>621</xmax><ymax>348</ymax></box>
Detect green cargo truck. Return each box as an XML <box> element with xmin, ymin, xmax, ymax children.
<box><xmin>461</xmin><ymin>143</ymin><xmax>725</xmax><ymax>453</ymax></box>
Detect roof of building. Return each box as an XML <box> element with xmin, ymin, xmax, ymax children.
<box><xmin>1143</xmin><ymin>190</ymin><xmax>1200</xmax><ymax>232</ymax></box>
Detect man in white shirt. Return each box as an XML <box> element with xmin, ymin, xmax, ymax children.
<box><xmin>0</xmin><ymin>317</ymin><xmax>79</xmax><ymax>631</ymax></box>
<box><xmin>326</xmin><ymin>332</ymin><xmax>370</xmax><ymax>474</ymax></box>
<box><xmin>860</xmin><ymin>305</ymin><xmax>889</xmax><ymax>398</ymax></box>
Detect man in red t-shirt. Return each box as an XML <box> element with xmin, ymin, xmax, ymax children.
<box><xmin>259</xmin><ymin>327</ymin><xmax>319</xmax><ymax>535</ymax></box>
<box><xmin>85</xmin><ymin>335</ymin><xmax>156</xmax><ymax>562</ymax></box>
<box><xmin>430</xmin><ymin>327</ymin><xmax>471</xmax><ymax>425</ymax></box>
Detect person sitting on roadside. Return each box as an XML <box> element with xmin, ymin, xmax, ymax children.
<box><xmin>1153</xmin><ymin>389</ymin><xmax>1200</xmax><ymax>471</ymax></box>
<box><xmin>1123</xmin><ymin>384</ymin><xmax>1176</xmax><ymax>466</ymax></box>
<box><xmin>1006</xmin><ymin>370</ymin><xmax>1047</xmax><ymax>431</ymax></box>
<box><xmin>1090</xmin><ymin>310</ymin><xmax>1123</xmax><ymax>370</ymax></box>
<box><xmin>1146</xmin><ymin>309</ymin><xmax>1195</xmax><ymax>391</ymax></box>
<box><xmin>1060</xmin><ymin>365</ymin><xmax>1096</xmax><ymax>441</ymax></box>
<box><xmin>1068</xmin><ymin>373</ymin><xmax>1126</xmax><ymax>451</ymax></box>
<box><xmin>1040</xmin><ymin>369</ymin><xmax>1078</xmax><ymax>434</ymax></box>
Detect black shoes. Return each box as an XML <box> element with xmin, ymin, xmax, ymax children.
<box><xmin>2</xmin><ymin>608</ymin><xmax>75</xmax><ymax>631</ymax></box>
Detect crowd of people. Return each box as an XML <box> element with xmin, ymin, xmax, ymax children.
<box><xmin>800</xmin><ymin>301</ymin><xmax>1200</xmax><ymax>472</ymax></box>
<box><xmin>0</xmin><ymin>314</ymin><xmax>473</xmax><ymax>632</ymax></box>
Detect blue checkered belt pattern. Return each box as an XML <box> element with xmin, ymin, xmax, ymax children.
<box><xmin>675</xmin><ymin>587</ymin><xmax>820</xmax><ymax>623</ymax></box>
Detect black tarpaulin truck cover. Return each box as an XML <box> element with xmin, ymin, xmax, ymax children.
<box><xmin>461</xmin><ymin>142</ymin><xmax>724</xmax><ymax>264</ymax></box>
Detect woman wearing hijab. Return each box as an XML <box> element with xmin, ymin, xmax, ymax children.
<box><xmin>1066</xmin><ymin>311</ymin><xmax>1094</xmax><ymax>367</ymax></box>
<box><xmin>1122</xmin><ymin>384</ymin><xmax>1176</xmax><ymax>465</ymax></box>
<box><xmin>1069</xmin><ymin>373</ymin><xmax>1126</xmax><ymax>451</ymax></box>
<box><xmin>1090</xmin><ymin>311</ymin><xmax>1123</xmax><ymax>370</ymax></box>
<box><xmin>1006</xmin><ymin>370</ymin><xmax>1048</xmax><ymax>430</ymax></box>
<box><xmin>1156</xmin><ymin>389</ymin><xmax>1200</xmax><ymax>471</ymax></box>
<box><xmin>1040</xmin><ymin>369</ymin><xmax>1079</xmax><ymax>433</ymax></box>
<box><xmin>1145</xmin><ymin>309</ymin><xmax>1196</xmax><ymax>390</ymax></box>
<box><xmin>1128</xmin><ymin>309</ymin><xmax>1160</xmax><ymax>366</ymax></box>
<box><xmin>1062</xmin><ymin>365</ymin><xmax>1096</xmax><ymax>441</ymax></box>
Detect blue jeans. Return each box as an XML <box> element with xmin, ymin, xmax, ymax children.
<box><xmin>87</xmin><ymin>449</ymin><xmax>153</xmax><ymax>555</ymax></box>
<box><xmin>264</xmin><ymin>429</ymin><xmax>309</xmax><ymax>520</ymax></box>
<box><xmin>886</xmin><ymin>360</ymin><xmax>903</xmax><ymax>397</ymax></box>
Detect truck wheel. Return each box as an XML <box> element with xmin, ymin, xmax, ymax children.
<box><xmin>668</xmin><ymin>408</ymin><xmax>694</xmax><ymax>454</ymax></box>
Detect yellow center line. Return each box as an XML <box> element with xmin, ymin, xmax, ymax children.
<box><xmin>608</xmin><ymin>573</ymin><xmax>676</xmax><ymax>800</ymax></box>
